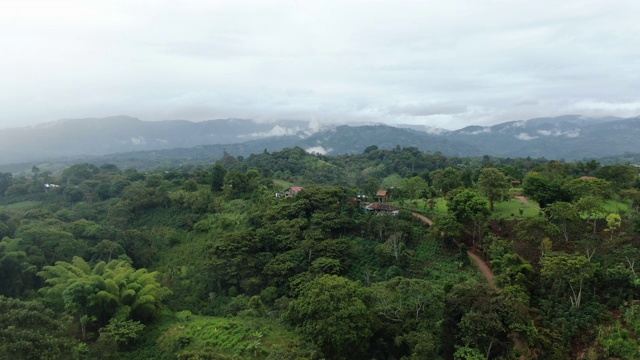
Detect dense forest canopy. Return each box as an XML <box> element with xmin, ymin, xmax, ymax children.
<box><xmin>1</xmin><ymin>146</ymin><xmax>640</xmax><ymax>359</ymax></box>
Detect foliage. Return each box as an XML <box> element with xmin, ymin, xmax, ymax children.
<box><xmin>477</xmin><ymin>167</ymin><xmax>510</xmax><ymax>212</ymax></box>
<box><xmin>0</xmin><ymin>150</ymin><xmax>639</xmax><ymax>359</ymax></box>
<box><xmin>287</xmin><ymin>275</ymin><xmax>374</xmax><ymax>359</ymax></box>
<box><xmin>0</xmin><ymin>295</ymin><xmax>81</xmax><ymax>359</ymax></box>
<box><xmin>38</xmin><ymin>256</ymin><xmax>171</xmax><ymax>338</ymax></box>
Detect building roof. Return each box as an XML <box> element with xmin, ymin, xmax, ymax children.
<box><xmin>579</xmin><ymin>176</ymin><xmax>597</xmax><ymax>180</ymax></box>
<box><xmin>376</xmin><ymin>190</ymin><xmax>388</xmax><ymax>197</ymax></box>
<box><xmin>365</xmin><ymin>203</ymin><xmax>400</xmax><ymax>211</ymax></box>
<box><xmin>287</xmin><ymin>186</ymin><xmax>304</xmax><ymax>193</ymax></box>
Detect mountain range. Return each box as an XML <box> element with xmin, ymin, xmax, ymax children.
<box><xmin>0</xmin><ymin>114</ymin><xmax>638</xmax><ymax>169</ymax></box>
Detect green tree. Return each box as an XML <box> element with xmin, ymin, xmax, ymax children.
<box><xmin>98</xmin><ymin>318</ymin><xmax>145</xmax><ymax>351</ymax></box>
<box><xmin>372</xmin><ymin>277</ymin><xmax>444</xmax><ymax>358</ymax></box>
<box><xmin>0</xmin><ymin>172</ymin><xmax>12</xmax><ymax>196</ymax></box>
<box><xmin>61</xmin><ymin>163</ymin><xmax>99</xmax><ymax>185</ymax></box>
<box><xmin>431</xmin><ymin>167</ymin><xmax>462</xmax><ymax>196</ymax></box>
<box><xmin>477</xmin><ymin>167</ymin><xmax>510</xmax><ymax>212</ymax></box>
<box><xmin>545</xmin><ymin>202</ymin><xmax>580</xmax><ymax>243</ymax></box>
<box><xmin>576</xmin><ymin>196</ymin><xmax>607</xmax><ymax>234</ymax></box>
<box><xmin>606</xmin><ymin>213</ymin><xmax>622</xmax><ymax>239</ymax></box>
<box><xmin>448</xmin><ymin>190</ymin><xmax>490</xmax><ymax>244</ymax></box>
<box><xmin>597</xmin><ymin>164</ymin><xmax>638</xmax><ymax>189</ymax></box>
<box><xmin>444</xmin><ymin>283</ymin><xmax>529</xmax><ymax>359</ymax></box>
<box><xmin>563</xmin><ymin>177</ymin><xmax>612</xmax><ymax>199</ymax></box>
<box><xmin>287</xmin><ymin>275</ymin><xmax>374</xmax><ymax>359</ymax></box>
<box><xmin>0</xmin><ymin>295</ymin><xmax>81</xmax><ymax>359</ymax></box>
<box><xmin>403</xmin><ymin>176</ymin><xmax>429</xmax><ymax>200</ymax></box>
<box><xmin>620</xmin><ymin>189</ymin><xmax>640</xmax><ymax>214</ymax></box>
<box><xmin>361</xmin><ymin>177</ymin><xmax>380</xmax><ymax>199</ymax></box>
<box><xmin>223</xmin><ymin>170</ymin><xmax>250</xmax><ymax>199</ymax></box>
<box><xmin>540</xmin><ymin>252</ymin><xmax>597</xmax><ymax>309</ymax></box>
<box><xmin>38</xmin><ymin>256</ymin><xmax>171</xmax><ymax>337</ymax></box>
<box><xmin>0</xmin><ymin>237</ymin><xmax>37</xmax><ymax>297</ymax></box>
<box><xmin>522</xmin><ymin>172</ymin><xmax>571</xmax><ymax>208</ymax></box>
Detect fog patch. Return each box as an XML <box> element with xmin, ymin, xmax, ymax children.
<box><xmin>515</xmin><ymin>133</ymin><xmax>538</xmax><ymax>141</ymax></box>
<box><xmin>305</xmin><ymin>146</ymin><xmax>331</xmax><ymax>155</ymax></box>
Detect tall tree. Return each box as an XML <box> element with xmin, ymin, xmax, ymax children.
<box><xmin>38</xmin><ymin>256</ymin><xmax>171</xmax><ymax>337</ymax></box>
<box><xmin>210</xmin><ymin>164</ymin><xmax>227</xmax><ymax>192</ymax></box>
<box><xmin>287</xmin><ymin>275</ymin><xmax>374</xmax><ymax>359</ymax></box>
<box><xmin>0</xmin><ymin>172</ymin><xmax>12</xmax><ymax>196</ymax></box>
<box><xmin>545</xmin><ymin>202</ymin><xmax>580</xmax><ymax>243</ymax></box>
<box><xmin>540</xmin><ymin>252</ymin><xmax>596</xmax><ymax>309</ymax></box>
<box><xmin>448</xmin><ymin>190</ymin><xmax>490</xmax><ymax>244</ymax></box>
<box><xmin>522</xmin><ymin>172</ymin><xmax>571</xmax><ymax>208</ymax></box>
<box><xmin>431</xmin><ymin>167</ymin><xmax>462</xmax><ymax>196</ymax></box>
<box><xmin>0</xmin><ymin>296</ymin><xmax>81</xmax><ymax>359</ymax></box>
<box><xmin>477</xmin><ymin>168</ymin><xmax>510</xmax><ymax>212</ymax></box>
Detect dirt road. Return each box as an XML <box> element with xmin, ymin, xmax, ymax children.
<box><xmin>515</xmin><ymin>195</ymin><xmax>539</xmax><ymax>210</ymax></box>
<box><xmin>411</xmin><ymin>212</ymin><xmax>434</xmax><ymax>225</ymax></box>
<box><xmin>466</xmin><ymin>250</ymin><xmax>495</xmax><ymax>288</ymax></box>
<box><xmin>411</xmin><ymin>211</ymin><xmax>523</xmax><ymax>356</ymax></box>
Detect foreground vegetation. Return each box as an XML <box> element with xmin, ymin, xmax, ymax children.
<box><xmin>1</xmin><ymin>147</ymin><xmax>639</xmax><ymax>359</ymax></box>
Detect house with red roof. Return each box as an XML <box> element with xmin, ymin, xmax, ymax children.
<box><xmin>284</xmin><ymin>186</ymin><xmax>304</xmax><ymax>197</ymax></box>
<box><xmin>365</xmin><ymin>202</ymin><xmax>400</xmax><ymax>215</ymax></box>
<box><xmin>376</xmin><ymin>189</ymin><xmax>388</xmax><ymax>203</ymax></box>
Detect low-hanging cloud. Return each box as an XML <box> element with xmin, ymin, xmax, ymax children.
<box><xmin>1</xmin><ymin>1</ymin><xmax>640</xmax><ymax>130</ymax></box>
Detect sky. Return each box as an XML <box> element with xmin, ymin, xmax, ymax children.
<box><xmin>1</xmin><ymin>0</ymin><xmax>639</xmax><ymax>131</ymax></box>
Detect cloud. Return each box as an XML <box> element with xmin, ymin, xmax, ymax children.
<box><xmin>246</xmin><ymin>125</ymin><xmax>302</xmax><ymax>138</ymax></box>
<box><xmin>305</xmin><ymin>146</ymin><xmax>331</xmax><ymax>155</ymax></box>
<box><xmin>461</xmin><ymin>127</ymin><xmax>492</xmax><ymax>135</ymax></box>
<box><xmin>516</xmin><ymin>133</ymin><xmax>538</xmax><ymax>141</ymax></box>
<box><xmin>536</xmin><ymin>129</ymin><xmax>581</xmax><ymax>138</ymax></box>
<box><xmin>1</xmin><ymin>1</ymin><xmax>640</xmax><ymax>130</ymax></box>
<box><xmin>386</xmin><ymin>104</ymin><xmax>468</xmax><ymax>117</ymax></box>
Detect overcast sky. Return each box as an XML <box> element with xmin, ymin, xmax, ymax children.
<box><xmin>1</xmin><ymin>0</ymin><xmax>639</xmax><ymax>130</ymax></box>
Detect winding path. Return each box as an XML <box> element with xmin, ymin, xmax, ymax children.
<box><xmin>410</xmin><ymin>211</ymin><xmax>495</xmax><ymax>288</ymax></box>
<box><xmin>466</xmin><ymin>250</ymin><xmax>495</xmax><ymax>288</ymax></box>
<box><xmin>515</xmin><ymin>195</ymin><xmax>540</xmax><ymax>210</ymax></box>
<box><xmin>411</xmin><ymin>212</ymin><xmax>434</xmax><ymax>225</ymax></box>
<box><xmin>412</xmin><ymin>211</ymin><xmax>524</xmax><ymax>356</ymax></box>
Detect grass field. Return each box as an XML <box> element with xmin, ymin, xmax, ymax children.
<box><xmin>272</xmin><ymin>179</ymin><xmax>292</xmax><ymax>191</ymax></box>
<box><xmin>396</xmin><ymin>197</ymin><xmax>540</xmax><ymax>220</ymax></box>
<box><xmin>397</xmin><ymin>195</ymin><xmax>631</xmax><ymax>220</ymax></box>
<box><xmin>602</xmin><ymin>198</ymin><xmax>632</xmax><ymax>214</ymax></box>
<box><xmin>0</xmin><ymin>200</ymin><xmax>43</xmax><ymax>213</ymax></box>
<box><xmin>492</xmin><ymin>198</ymin><xmax>541</xmax><ymax>219</ymax></box>
<box><xmin>154</xmin><ymin>313</ymin><xmax>313</xmax><ymax>359</ymax></box>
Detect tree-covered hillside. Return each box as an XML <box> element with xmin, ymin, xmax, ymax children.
<box><xmin>1</xmin><ymin>147</ymin><xmax>639</xmax><ymax>359</ymax></box>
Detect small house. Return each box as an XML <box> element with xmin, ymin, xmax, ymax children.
<box><xmin>365</xmin><ymin>202</ymin><xmax>400</xmax><ymax>215</ymax></box>
<box><xmin>376</xmin><ymin>190</ymin><xmax>388</xmax><ymax>203</ymax></box>
<box><xmin>284</xmin><ymin>186</ymin><xmax>304</xmax><ymax>197</ymax></box>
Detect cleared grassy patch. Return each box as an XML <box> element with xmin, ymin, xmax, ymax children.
<box><xmin>400</xmin><ymin>197</ymin><xmax>541</xmax><ymax>220</ymax></box>
<box><xmin>393</xmin><ymin>198</ymin><xmax>448</xmax><ymax>216</ymax></box>
<box><xmin>602</xmin><ymin>198</ymin><xmax>631</xmax><ymax>214</ymax></box>
<box><xmin>0</xmin><ymin>200</ymin><xmax>42</xmax><ymax>213</ymax></box>
<box><xmin>155</xmin><ymin>314</ymin><xmax>314</xmax><ymax>359</ymax></box>
<box><xmin>411</xmin><ymin>236</ymin><xmax>484</xmax><ymax>285</ymax></box>
<box><xmin>272</xmin><ymin>179</ymin><xmax>292</xmax><ymax>191</ymax></box>
<box><xmin>491</xmin><ymin>198</ymin><xmax>541</xmax><ymax>220</ymax></box>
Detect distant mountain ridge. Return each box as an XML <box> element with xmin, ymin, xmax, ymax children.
<box><xmin>0</xmin><ymin>114</ymin><xmax>638</xmax><ymax>166</ymax></box>
<box><xmin>443</xmin><ymin>115</ymin><xmax>640</xmax><ymax>159</ymax></box>
<box><xmin>0</xmin><ymin>116</ymin><xmax>314</xmax><ymax>164</ymax></box>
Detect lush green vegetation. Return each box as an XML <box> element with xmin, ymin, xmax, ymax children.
<box><xmin>0</xmin><ymin>147</ymin><xmax>639</xmax><ymax>359</ymax></box>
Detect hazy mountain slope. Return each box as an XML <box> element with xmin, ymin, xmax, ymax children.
<box><xmin>442</xmin><ymin>115</ymin><xmax>640</xmax><ymax>159</ymax></box>
<box><xmin>1</xmin><ymin>114</ymin><xmax>638</xmax><ymax>166</ymax></box>
<box><xmin>0</xmin><ymin>116</ymin><xmax>312</xmax><ymax>164</ymax></box>
<box><xmin>298</xmin><ymin>125</ymin><xmax>478</xmax><ymax>156</ymax></box>
<box><xmin>93</xmin><ymin>124</ymin><xmax>480</xmax><ymax>166</ymax></box>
